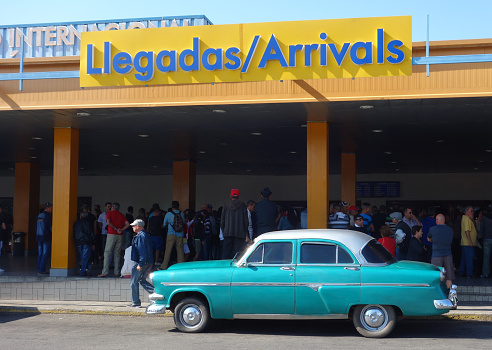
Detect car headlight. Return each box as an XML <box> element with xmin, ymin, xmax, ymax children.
<box><xmin>440</xmin><ymin>268</ymin><xmax>446</xmax><ymax>282</ymax></box>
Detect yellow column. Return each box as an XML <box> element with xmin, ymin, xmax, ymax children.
<box><xmin>51</xmin><ymin>128</ymin><xmax>79</xmax><ymax>276</ymax></box>
<box><xmin>341</xmin><ymin>153</ymin><xmax>357</xmax><ymax>207</ymax></box>
<box><xmin>307</xmin><ymin>121</ymin><xmax>329</xmax><ymax>229</ymax></box>
<box><xmin>173</xmin><ymin>160</ymin><xmax>196</xmax><ymax>211</ymax></box>
<box><xmin>13</xmin><ymin>162</ymin><xmax>40</xmax><ymax>255</ymax></box>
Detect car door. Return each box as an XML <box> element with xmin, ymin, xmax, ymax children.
<box><xmin>231</xmin><ymin>240</ymin><xmax>295</xmax><ymax>315</ymax></box>
<box><xmin>295</xmin><ymin>240</ymin><xmax>361</xmax><ymax>315</ymax></box>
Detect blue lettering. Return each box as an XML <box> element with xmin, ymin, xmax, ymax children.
<box><xmin>113</xmin><ymin>52</ymin><xmax>133</xmax><ymax>74</ymax></box>
<box><xmin>224</xmin><ymin>47</ymin><xmax>241</xmax><ymax>70</ymax></box>
<box><xmin>179</xmin><ymin>37</ymin><xmax>200</xmax><ymax>72</ymax></box>
<box><xmin>304</xmin><ymin>44</ymin><xmax>319</xmax><ymax>67</ymax></box>
<box><xmin>328</xmin><ymin>43</ymin><xmax>350</xmax><ymax>67</ymax></box>
<box><xmin>258</xmin><ymin>34</ymin><xmax>288</xmax><ymax>68</ymax></box>
<box><xmin>350</xmin><ymin>42</ymin><xmax>373</xmax><ymax>65</ymax></box>
<box><xmin>156</xmin><ymin>50</ymin><xmax>177</xmax><ymax>72</ymax></box>
<box><xmin>104</xmin><ymin>42</ymin><xmax>111</xmax><ymax>74</ymax></box>
<box><xmin>320</xmin><ymin>44</ymin><xmax>327</xmax><ymax>66</ymax></box>
<box><xmin>86</xmin><ymin>44</ymin><xmax>102</xmax><ymax>74</ymax></box>
<box><xmin>288</xmin><ymin>44</ymin><xmax>303</xmax><ymax>67</ymax></box>
<box><xmin>377</xmin><ymin>29</ymin><xmax>384</xmax><ymax>64</ymax></box>
<box><xmin>386</xmin><ymin>40</ymin><xmax>404</xmax><ymax>64</ymax></box>
<box><xmin>134</xmin><ymin>51</ymin><xmax>154</xmax><ymax>82</ymax></box>
<box><xmin>202</xmin><ymin>48</ymin><xmax>223</xmax><ymax>71</ymax></box>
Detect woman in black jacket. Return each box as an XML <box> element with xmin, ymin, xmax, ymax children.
<box><xmin>406</xmin><ymin>225</ymin><xmax>427</xmax><ymax>262</ymax></box>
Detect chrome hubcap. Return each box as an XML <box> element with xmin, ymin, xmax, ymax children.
<box><xmin>361</xmin><ymin>305</ymin><xmax>387</xmax><ymax>330</ymax></box>
<box><xmin>180</xmin><ymin>304</ymin><xmax>202</xmax><ymax>327</ymax></box>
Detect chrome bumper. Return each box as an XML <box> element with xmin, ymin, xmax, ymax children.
<box><xmin>434</xmin><ymin>285</ymin><xmax>458</xmax><ymax>310</ymax></box>
<box><xmin>146</xmin><ymin>303</ymin><xmax>167</xmax><ymax>315</ymax></box>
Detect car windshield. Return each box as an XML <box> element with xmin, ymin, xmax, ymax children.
<box><xmin>233</xmin><ymin>244</ymin><xmax>253</xmax><ymax>263</ymax></box>
<box><xmin>361</xmin><ymin>240</ymin><xmax>396</xmax><ymax>264</ymax></box>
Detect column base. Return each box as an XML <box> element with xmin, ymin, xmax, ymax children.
<box><xmin>50</xmin><ymin>268</ymin><xmax>77</xmax><ymax>277</ymax></box>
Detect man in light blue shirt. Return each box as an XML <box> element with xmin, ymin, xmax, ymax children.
<box><xmin>160</xmin><ymin>201</ymin><xmax>186</xmax><ymax>270</ymax></box>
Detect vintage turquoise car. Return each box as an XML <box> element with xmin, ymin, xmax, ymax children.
<box><xmin>146</xmin><ymin>229</ymin><xmax>457</xmax><ymax>338</ymax></box>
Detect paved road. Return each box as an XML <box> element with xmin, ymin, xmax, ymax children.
<box><xmin>2</xmin><ymin>312</ymin><xmax>491</xmax><ymax>349</ymax></box>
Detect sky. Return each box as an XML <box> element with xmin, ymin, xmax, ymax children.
<box><xmin>0</xmin><ymin>0</ymin><xmax>489</xmax><ymax>42</ymax></box>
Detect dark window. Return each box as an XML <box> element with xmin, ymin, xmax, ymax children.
<box><xmin>301</xmin><ymin>243</ymin><xmax>354</xmax><ymax>264</ymax></box>
<box><xmin>362</xmin><ymin>240</ymin><xmax>395</xmax><ymax>264</ymax></box>
<box><xmin>338</xmin><ymin>247</ymin><xmax>355</xmax><ymax>264</ymax></box>
<box><xmin>247</xmin><ymin>242</ymin><xmax>293</xmax><ymax>264</ymax></box>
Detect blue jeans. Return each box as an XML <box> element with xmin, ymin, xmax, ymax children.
<box><xmin>460</xmin><ymin>245</ymin><xmax>475</xmax><ymax>277</ymax></box>
<box><xmin>130</xmin><ymin>263</ymin><xmax>154</xmax><ymax>306</ymax></box>
<box><xmin>37</xmin><ymin>242</ymin><xmax>51</xmax><ymax>273</ymax></box>
<box><xmin>482</xmin><ymin>239</ymin><xmax>492</xmax><ymax>277</ymax></box>
<box><xmin>76</xmin><ymin>244</ymin><xmax>91</xmax><ymax>276</ymax></box>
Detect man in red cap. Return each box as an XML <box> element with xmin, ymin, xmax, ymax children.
<box><xmin>220</xmin><ymin>189</ymin><xmax>249</xmax><ymax>259</ymax></box>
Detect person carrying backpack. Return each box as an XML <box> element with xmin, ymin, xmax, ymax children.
<box><xmin>159</xmin><ymin>201</ymin><xmax>186</xmax><ymax>270</ymax></box>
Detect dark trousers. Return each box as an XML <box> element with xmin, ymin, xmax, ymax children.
<box><xmin>222</xmin><ymin>236</ymin><xmax>245</xmax><ymax>260</ymax></box>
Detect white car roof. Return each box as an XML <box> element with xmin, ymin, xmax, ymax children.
<box><xmin>255</xmin><ymin>229</ymin><xmax>374</xmax><ymax>255</ymax></box>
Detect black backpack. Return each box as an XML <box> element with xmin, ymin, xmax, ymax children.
<box><xmin>172</xmin><ymin>211</ymin><xmax>184</xmax><ymax>232</ymax></box>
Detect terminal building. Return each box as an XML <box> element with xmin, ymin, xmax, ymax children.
<box><xmin>0</xmin><ymin>15</ymin><xmax>491</xmax><ymax>276</ymax></box>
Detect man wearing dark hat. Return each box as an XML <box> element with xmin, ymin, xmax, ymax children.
<box><xmin>36</xmin><ymin>203</ymin><xmax>53</xmax><ymax>276</ymax></box>
<box><xmin>254</xmin><ymin>187</ymin><xmax>278</xmax><ymax>236</ymax></box>
<box><xmin>221</xmin><ymin>189</ymin><xmax>249</xmax><ymax>259</ymax></box>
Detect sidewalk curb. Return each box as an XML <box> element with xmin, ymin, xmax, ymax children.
<box><xmin>0</xmin><ymin>306</ymin><xmax>172</xmax><ymax>317</ymax></box>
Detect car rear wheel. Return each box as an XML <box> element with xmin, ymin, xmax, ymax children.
<box><xmin>353</xmin><ymin>304</ymin><xmax>396</xmax><ymax>338</ymax></box>
<box><xmin>174</xmin><ymin>297</ymin><xmax>210</xmax><ymax>333</ymax></box>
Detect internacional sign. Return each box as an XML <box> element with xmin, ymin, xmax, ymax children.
<box><xmin>80</xmin><ymin>16</ymin><xmax>412</xmax><ymax>87</ymax></box>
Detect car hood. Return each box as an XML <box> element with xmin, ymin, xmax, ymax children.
<box><xmin>167</xmin><ymin>259</ymin><xmax>234</xmax><ymax>271</ymax></box>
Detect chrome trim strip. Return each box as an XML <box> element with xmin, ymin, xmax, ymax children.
<box><xmin>231</xmin><ymin>282</ymin><xmax>294</xmax><ymax>287</ymax></box>
<box><xmin>362</xmin><ymin>283</ymin><xmax>430</xmax><ymax>287</ymax></box>
<box><xmin>160</xmin><ymin>282</ymin><xmax>230</xmax><ymax>287</ymax></box>
<box><xmin>159</xmin><ymin>282</ymin><xmax>429</xmax><ymax>288</ymax></box>
<box><xmin>233</xmin><ymin>313</ymin><xmax>348</xmax><ymax>320</ymax></box>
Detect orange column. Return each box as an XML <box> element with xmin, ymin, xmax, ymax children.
<box><xmin>13</xmin><ymin>162</ymin><xmax>40</xmax><ymax>255</ymax></box>
<box><xmin>51</xmin><ymin>128</ymin><xmax>79</xmax><ymax>276</ymax></box>
<box><xmin>307</xmin><ymin>121</ymin><xmax>329</xmax><ymax>229</ymax></box>
<box><xmin>173</xmin><ymin>160</ymin><xmax>196</xmax><ymax>211</ymax></box>
<box><xmin>341</xmin><ymin>153</ymin><xmax>357</xmax><ymax>207</ymax></box>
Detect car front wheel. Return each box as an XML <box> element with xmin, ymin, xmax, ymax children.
<box><xmin>174</xmin><ymin>297</ymin><xmax>210</xmax><ymax>333</ymax></box>
<box><xmin>353</xmin><ymin>304</ymin><xmax>396</xmax><ymax>338</ymax></box>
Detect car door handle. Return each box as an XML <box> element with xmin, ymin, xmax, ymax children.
<box><xmin>344</xmin><ymin>267</ymin><xmax>360</xmax><ymax>271</ymax></box>
<box><xmin>281</xmin><ymin>266</ymin><xmax>295</xmax><ymax>271</ymax></box>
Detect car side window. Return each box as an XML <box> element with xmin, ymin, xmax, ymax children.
<box><xmin>247</xmin><ymin>242</ymin><xmax>293</xmax><ymax>265</ymax></box>
<box><xmin>300</xmin><ymin>243</ymin><xmax>354</xmax><ymax>264</ymax></box>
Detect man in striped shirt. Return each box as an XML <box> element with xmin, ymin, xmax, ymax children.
<box><xmin>328</xmin><ymin>203</ymin><xmax>350</xmax><ymax>229</ymax></box>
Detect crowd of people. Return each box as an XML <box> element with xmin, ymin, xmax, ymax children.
<box><xmin>1</xmin><ymin>193</ymin><xmax>492</xmax><ymax>288</ymax></box>
<box><xmin>327</xmin><ymin>201</ymin><xmax>492</xmax><ymax>286</ymax></box>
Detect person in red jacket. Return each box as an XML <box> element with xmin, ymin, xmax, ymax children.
<box><xmin>378</xmin><ymin>225</ymin><xmax>396</xmax><ymax>257</ymax></box>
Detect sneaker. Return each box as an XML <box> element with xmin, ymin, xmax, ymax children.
<box><xmin>127</xmin><ymin>304</ymin><xmax>142</xmax><ymax>308</ymax></box>
<box><xmin>37</xmin><ymin>271</ymin><xmax>49</xmax><ymax>276</ymax></box>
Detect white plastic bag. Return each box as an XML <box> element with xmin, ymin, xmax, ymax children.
<box><xmin>394</xmin><ymin>229</ymin><xmax>405</xmax><ymax>245</ymax></box>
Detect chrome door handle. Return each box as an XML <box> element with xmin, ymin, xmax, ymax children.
<box><xmin>344</xmin><ymin>267</ymin><xmax>360</xmax><ymax>271</ymax></box>
<box><xmin>281</xmin><ymin>266</ymin><xmax>295</xmax><ymax>271</ymax></box>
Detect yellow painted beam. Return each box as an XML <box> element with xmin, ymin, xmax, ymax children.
<box><xmin>307</xmin><ymin>122</ymin><xmax>329</xmax><ymax>229</ymax></box>
<box><xmin>51</xmin><ymin>128</ymin><xmax>79</xmax><ymax>273</ymax></box>
<box><xmin>173</xmin><ymin>160</ymin><xmax>196</xmax><ymax>211</ymax></box>
<box><xmin>13</xmin><ymin>162</ymin><xmax>40</xmax><ymax>254</ymax></box>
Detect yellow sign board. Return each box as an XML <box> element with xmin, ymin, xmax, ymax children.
<box><xmin>80</xmin><ymin>16</ymin><xmax>411</xmax><ymax>87</ymax></box>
